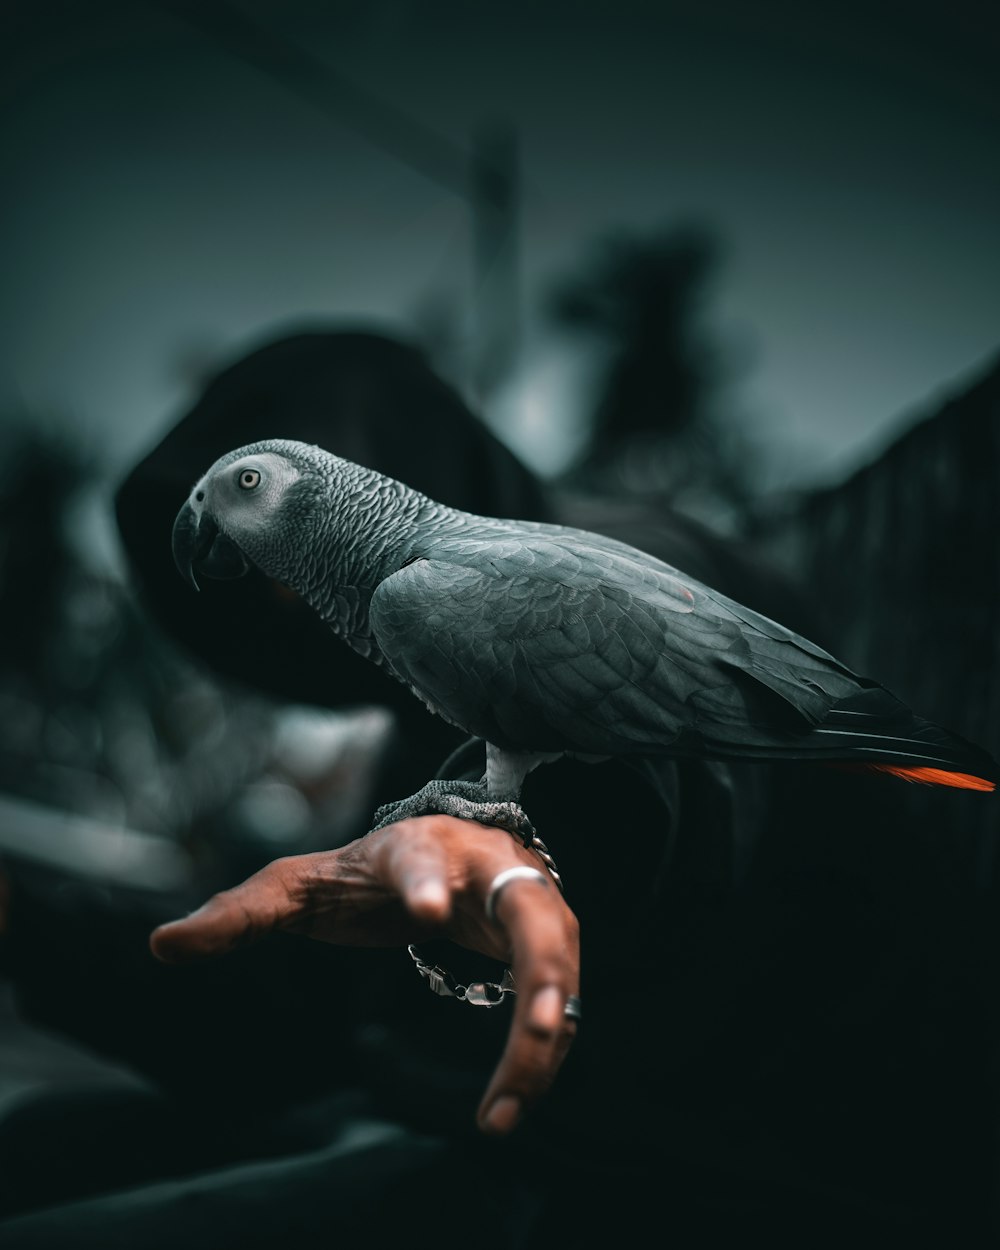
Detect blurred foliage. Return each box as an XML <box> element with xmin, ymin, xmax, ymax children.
<box><xmin>549</xmin><ymin>221</ymin><xmax>759</xmax><ymax>527</ymax></box>
<box><xmin>0</xmin><ymin>421</ymin><xmax>388</xmax><ymax>889</ymax></box>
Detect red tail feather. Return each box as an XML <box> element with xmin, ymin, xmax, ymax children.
<box><xmin>862</xmin><ymin>764</ymin><xmax>995</xmax><ymax>792</ymax></box>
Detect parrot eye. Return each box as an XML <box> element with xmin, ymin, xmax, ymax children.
<box><xmin>238</xmin><ymin>468</ymin><xmax>262</xmax><ymax>490</ymax></box>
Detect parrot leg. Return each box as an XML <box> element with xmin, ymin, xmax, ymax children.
<box><xmin>369</xmin><ymin>777</ymin><xmax>535</xmax><ymax>840</ymax></box>
<box><xmin>368</xmin><ymin>746</ymin><xmax>552</xmax><ymax>842</ymax></box>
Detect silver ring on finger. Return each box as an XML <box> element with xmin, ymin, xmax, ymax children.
<box><xmin>485</xmin><ymin>865</ymin><xmax>550</xmax><ymax>926</ymax></box>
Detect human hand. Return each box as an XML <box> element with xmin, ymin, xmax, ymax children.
<box><xmin>150</xmin><ymin>816</ymin><xmax>580</xmax><ymax>1135</ymax></box>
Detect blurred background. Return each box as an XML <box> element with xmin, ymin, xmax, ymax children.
<box><xmin>4</xmin><ymin>1</ymin><xmax>999</xmax><ymax>507</ymax></box>
<box><xmin>1</xmin><ymin>0</ymin><xmax>999</xmax><ymax>1156</ymax></box>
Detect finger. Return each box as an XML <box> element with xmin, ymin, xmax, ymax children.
<box><xmin>378</xmin><ymin>820</ymin><xmax>454</xmax><ymax>926</ymax></box>
<box><xmin>475</xmin><ymin>879</ymin><xmax>580</xmax><ymax>1135</ymax></box>
<box><xmin>150</xmin><ymin>858</ymin><xmax>306</xmax><ymax>964</ymax></box>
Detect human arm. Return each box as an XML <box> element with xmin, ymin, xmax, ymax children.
<box><xmin>150</xmin><ymin>815</ymin><xmax>580</xmax><ymax>1136</ymax></box>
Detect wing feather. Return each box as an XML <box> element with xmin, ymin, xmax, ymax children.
<box><xmin>363</xmin><ymin>523</ymin><xmax>997</xmax><ymax>784</ymax></box>
<box><xmin>368</xmin><ymin>534</ymin><xmax>775</xmax><ymax>755</ymax></box>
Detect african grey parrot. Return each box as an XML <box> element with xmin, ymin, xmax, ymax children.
<box><xmin>170</xmin><ymin>439</ymin><xmax>997</xmax><ymax>838</ymax></box>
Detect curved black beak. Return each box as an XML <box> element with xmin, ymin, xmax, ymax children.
<box><xmin>172</xmin><ymin>503</ymin><xmax>250</xmax><ymax>591</ymax></box>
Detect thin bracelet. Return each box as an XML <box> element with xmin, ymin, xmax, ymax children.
<box><xmin>515</xmin><ymin>827</ymin><xmax>563</xmax><ymax>894</ymax></box>
<box><xmin>408</xmin><ymin>823</ymin><xmax>564</xmax><ymax>1007</ymax></box>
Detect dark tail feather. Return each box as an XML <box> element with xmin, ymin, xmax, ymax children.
<box><xmin>811</xmin><ymin>687</ymin><xmax>998</xmax><ymax>792</ymax></box>
<box><xmin>694</xmin><ymin>673</ymin><xmax>998</xmax><ymax>790</ymax></box>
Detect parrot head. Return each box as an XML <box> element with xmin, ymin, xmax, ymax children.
<box><xmin>172</xmin><ymin>441</ymin><xmax>318</xmax><ymax>591</ymax></box>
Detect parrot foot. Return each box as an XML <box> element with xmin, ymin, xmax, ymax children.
<box><xmin>369</xmin><ymin>779</ymin><xmax>536</xmax><ymax>844</ymax></box>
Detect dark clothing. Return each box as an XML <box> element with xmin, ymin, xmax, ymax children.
<box><xmin>2</xmin><ymin>748</ymin><xmax>990</xmax><ymax>1247</ymax></box>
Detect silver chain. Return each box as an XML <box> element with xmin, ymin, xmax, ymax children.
<box><xmin>517</xmin><ymin>828</ymin><xmax>563</xmax><ymax>894</ymax></box>
<box><xmin>407</xmin><ymin>944</ymin><xmax>517</xmax><ymax>1006</ymax></box>
<box><xmin>408</xmin><ymin>823</ymin><xmax>564</xmax><ymax>1006</ymax></box>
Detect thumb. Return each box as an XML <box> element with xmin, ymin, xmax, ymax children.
<box><xmin>151</xmin><ymin>860</ymin><xmax>302</xmax><ymax>964</ymax></box>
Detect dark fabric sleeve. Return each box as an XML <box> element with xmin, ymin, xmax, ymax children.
<box><xmin>0</xmin><ymin>863</ymin><xmax>404</xmax><ymax>1110</ymax></box>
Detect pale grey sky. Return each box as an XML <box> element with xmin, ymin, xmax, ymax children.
<box><xmin>3</xmin><ymin>0</ymin><xmax>998</xmax><ymax>506</ymax></box>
